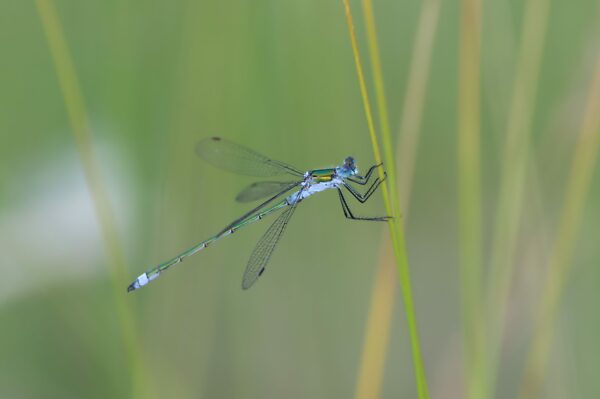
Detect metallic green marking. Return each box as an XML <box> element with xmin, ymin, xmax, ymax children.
<box><xmin>310</xmin><ymin>168</ymin><xmax>336</xmax><ymax>182</ymax></box>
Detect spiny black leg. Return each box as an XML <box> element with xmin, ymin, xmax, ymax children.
<box><xmin>338</xmin><ymin>189</ymin><xmax>390</xmax><ymax>221</ymax></box>
<box><xmin>347</xmin><ymin>167</ymin><xmax>374</xmax><ymax>185</ymax></box>
<box><xmin>347</xmin><ymin>176</ymin><xmax>369</xmax><ymax>185</ymax></box>
<box><xmin>348</xmin><ymin>163</ymin><xmax>383</xmax><ymax>185</ymax></box>
<box><xmin>355</xmin><ymin>177</ymin><xmax>380</xmax><ymax>200</ymax></box>
<box><xmin>362</xmin><ymin>162</ymin><xmax>383</xmax><ymax>181</ymax></box>
<box><xmin>344</xmin><ymin>172</ymin><xmax>386</xmax><ymax>203</ymax></box>
<box><xmin>361</xmin><ymin>172</ymin><xmax>386</xmax><ymax>198</ymax></box>
<box><xmin>348</xmin><ymin>163</ymin><xmax>380</xmax><ymax>185</ymax></box>
<box><xmin>338</xmin><ymin>189</ymin><xmax>351</xmax><ymax>218</ymax></box>
<box><xmin>346</xmin><ymin>172</ymin><xmax>387</xmax><ymax>202</ymax></box>
<box><xmin>345</xmin><ymin>180</ymin><xmax>376</xmax><ymax>203</ymax></box>
<box><xmin>337</xmin><ymin>189</ymin><xmax>390</xmax><ymax>221</ymax></box>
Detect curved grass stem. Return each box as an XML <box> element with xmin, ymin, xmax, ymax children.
<box><xmin>35</xmin><ymin>1</ymin><xmax>147</xmax><ymax>397</ymax></box>
<box><xmin>342</xmin><ymin>1</ymin><xmax>429</xmax><ymax>398</ymax></box>
<box><xmin>353</xmin><ymin>0</ymin><xmax>440</xmax><ymax>397</ymax></box>
<box><xmin>518</xmin><ymin>46</ymin><xmax>600</xmax><ymax>399</ymax></box>
<box><xmin>354</xmin><ymin>235</ymin><xmax>397</xmax><ymax>399</ymax></box>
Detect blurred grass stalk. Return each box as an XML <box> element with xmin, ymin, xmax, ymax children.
<box><xmin>457</xmin><ymin>0</ymin><xmax>485</xmax><ymax>398</ymax></box>
<box><xmin>518</xmin><ymin>47</ymin><xmax>600</xmax><ymax>399</ymax></box>
<box><xmin>34</xmin><ymin>1</ymin><xmax>147</xmax><ymax>397</ymax></box>
<box><xmin>354</xmin><ymin>235</ymin><xmax>397</xmax><ymax>399</ymax></box>
<box><xmin>342</xmin><ymin>1</ymin><xmax>430</xmax><ymax>398</ymax></box>
<box><xmin>354</xmin><ymin>0</ymin><xmax>440</xmax><ymax>397</ymax></box>
<box><xmin>485</xmin><ymin>0</ymin><xmax>549</xmax><ymax>396</ymax></box>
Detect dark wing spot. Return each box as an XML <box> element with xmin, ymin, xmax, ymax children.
<box><xmin>211</xmin><ymin>136</ymin><xmax>222</xmax><ymax>141</ymax></box>
<box><xmin>258</xmin><ymin>267</ymin><xmax>265</xmax><ymax>277</ymax></box>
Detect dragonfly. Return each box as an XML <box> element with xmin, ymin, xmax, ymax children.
<box><xmin>127</xmin><ymin>136</ymin><xmax>390</xmax><ymax>292</ymax></box>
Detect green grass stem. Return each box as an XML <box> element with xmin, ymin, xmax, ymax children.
<box><xmin>396</xmin><ymin>0</ymin><xmax>441</xmax><ymax>213</ymax></box>
<box><xmin>518</xmin><ymin>47</ymin><xmax>600</xmax><ymax>399</ymax></box>
<box><xmin>354</xmin><ymin>0</ymin><xmax>440</xmax><ymax>397</ymax></box>
<box><xmin>457</xmin><ymin>0</ymin><xmax>485</xmax><ymax>397</ymax></box>
<box><xmin>34</xmin><ymin>1</ymin><xmax>147</xmax><ymax>397</ymax></box>
<box><xmin>485</xmin><ymin>0</ymin><xmax>550</xmax><ymax>396</ymax></box>
<box><xmin>354</xmin><ymin>235</ymin><xmax>397</xmax><ymax>399</ymax></box>
<box><xmin>342</xmin><ymin>1</ymin><xmax>430</xmax><ymax>398</ymax></box>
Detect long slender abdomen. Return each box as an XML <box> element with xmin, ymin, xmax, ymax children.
<box><xmin>127</xmin><ymin>200</ymin><xmax>289</xmax><ymax>292</ymax></box>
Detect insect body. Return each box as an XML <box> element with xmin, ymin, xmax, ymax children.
<box><xmin>127</xmin><ymin>137</ymin><xmax>389</xmax><ymax>292</ymax></box>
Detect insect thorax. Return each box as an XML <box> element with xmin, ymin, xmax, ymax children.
<box><xmin>309</xmin><ymin>168</ymin><xmax>336</xmax><ymax>183</ymax></box>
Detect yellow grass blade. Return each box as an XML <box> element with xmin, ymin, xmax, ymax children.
<box><xmin>397</xmin><ymin>0</ymin><xmax>442</xmax><ymax>213</ymax></box>
<box><xmin>518</xmin><ymin>47</ymin><xmax>600</xmax><ymax>399</ymax></box>
<box><xmin>354</xmin><ymin>234</ymin><xmax>397</xmax><ymax>399</ymax></box>
<box><xmin>457</xmin><ymin>0</ymin><xmax>485</xmax><ymax>397</ymax></box>
<box><xmin>354</xmin><ymin>0</ymin><xmax>441</xmax><ymax>397</ymax></box>
<box><xmin>342</xmin><ymin>1</ymin><xmax>430</xmax><ymax>397</ymax></box>
<box><xmin>485</xmin><ymin>0</ymin><xmax>550</xmax><ymax>396</ymax></box>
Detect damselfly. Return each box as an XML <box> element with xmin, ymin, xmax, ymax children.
<box><xmin>127</xmin><ymin>137</ymin><xmax>389</xmax><ymax>292</ymax></box>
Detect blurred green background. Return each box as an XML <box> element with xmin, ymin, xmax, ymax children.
<box><xmin>1</xmin><ymin>0</ymin><xmax>599</xmax><ymax>398</ymax></box>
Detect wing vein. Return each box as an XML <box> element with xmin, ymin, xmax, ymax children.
<box><xmin>196</xmin><ymin>137</ymin><xmax>304</xmax><ymax>177</ymax></box>
<box><xmin>241</xmin><ymin>190</ymin><xmax>302</xmax><ymax>289</ymax></box>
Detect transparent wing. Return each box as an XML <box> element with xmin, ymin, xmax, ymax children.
<box><xmin>241</xmin><ymin>197</ymin><xmax>299</xmax><ymax>289</ymax></box>
<box><xmin>218</xmin><ymin>182</ymin><xmax>301</xmax><ymax>236</ymax></box>
<box><xmin>235</xmin><ymin>181</ymin><xmax>299</xmax><ymax>203</ymax></box>
<box><xmin>196</xmin><ymin>137</ymin><xmax>304</xmax><ymax>177</ymax></box>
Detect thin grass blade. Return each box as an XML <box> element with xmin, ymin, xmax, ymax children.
<box><xmin>341</xmin><ymin>1</ymin><xmax>430</xmax><ymax>397</ymax></box>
